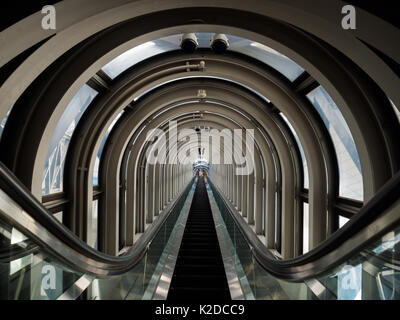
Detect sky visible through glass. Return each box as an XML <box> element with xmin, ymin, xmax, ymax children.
<box><xmin>101</xmin><ymin>33</ymin><xmax>304</xmax><ymax>81</ymax></box>
<box><xmin>42</xmin><ymin>85</ymin><xmax>98</xmax><ymax>195</ymax></box>
<box><xmin>38</xmin><ymin>33</ymin><xmax>362</xmax><ymax>204</ymax></box>
<box><xmin>307</xmin><ymin>86</ymin><xmax>363</xmax><ymax>201</ymax></box>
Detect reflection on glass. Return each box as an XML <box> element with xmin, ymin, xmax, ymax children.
<box><xmin>0</xmin><ymin>215</ymin><xmax>82</xmax><ymax>300</ymax></box>
<box><xmin>101</xmin><ymin>33</ymin><xmax>304</xmax><ymax>82</ymax></box>
<box><xmin>373</xmin><ymin>231</ymin><xmax>400</xmax><ymax>255</ymax></box>
<box><xmin>210</xmin><ymin>180</ymin><xmax>400</xmax><ymax>300</ymax></box>
<box><xmin>209</xmin><ymin>181</ymin><xmax>315</xmax><ymax>299</ymax></box>
<box><xmin>336</xmin><ymin>264</ymin><xmax>362</xmax><ymax>300</ymax></box>
<box><xmin>317</xmin><ymin>226</ymin><xmax>400</xmax><ymax>300</ymax></box>
<box><xmin>93</xmin><ymin>111</ymin><xmax>124</xmax><ymax>186</ymax></box>
<box><xmin>307</xmin><ymin>86</ymin><xmax>363</xmax><ymax>201</ymax></box>
<box><xmin>42</xmin><ymin>85</ymin><xmax>98</xmax><ymax>195</ymax></box>
<box><xmin>10</xmin><ymin>228</ymin><xmax>32</xmax><ymax>275</ymax></box>
<box><xmin>280</xmin><ymin>113</ymin><xmax>309</xmax><ymax>188</ymax></box>
<box><xmin>84</xmin><ymin>181</ymin><xmax>194</xmax><ymax>299</ymax></box>
<box><xmin>303</xmin><ymin>202</ymin><xmax>309</xmax><ymax>254</ymax></box>
<box><xmin>389</xmin><ymin>99</ymin><xmax>400</xmax><ymax>122</ymax></box>
<box><xmin>1</xmin><ymin>180</ymin><xmax>194</xmax><ymax>300</ymax></box>
<box><xmin>102</xmin><ymin>36</ymin><xmax>181</xmax><ymax>79</ymax></box>
<box><xmin>89</xmin><ymin>200</ymin><xmax>98</xmax><ymax>249</ymax></box>
<box><xmin>227</xmin><ymin>35</ymin><xmax>304</xmax><ymax>81</ymax></box>
<box><xmin>0</xmin><ymin>109</ymin><xmax>10</xmax><ymax>140</ymax></box>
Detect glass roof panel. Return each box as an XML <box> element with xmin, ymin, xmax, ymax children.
<box><xmin>307</xmin><ymin>86</ymin><xmax>363</xmax><ymax>201</ymax></box>
<box><xmin>226</xmin><ymin>35</ymin><xmax>304</xmax><ymax>81</ymax></box>
<box><xmin>0</xmin><ymin>109</ymin><xmax>10</xmax><ymax>140</ymax></box>
<box><xmin>101</xmin><ymin>33</ymin><xmax>304</xmax><ymax>81</ymax></box>
<box><xmin>102</xmin><ymin>35</ymin><xmax>181</xmax><ymax>79</ymax></box>
<box><xmin>42</xmin><ymin>84</ymin><xmax>98</xmax><ymax>195</ymax></box>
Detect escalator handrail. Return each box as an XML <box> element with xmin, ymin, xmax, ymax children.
<box><xmin>0</xmin><ymin>161</ymin><xmax>194</xmax><ymax>276</ymax></box>
<box><xmin>208</xmin><ymin>170</ymin><xmax>400</xmax><ymax>281</ymax></box>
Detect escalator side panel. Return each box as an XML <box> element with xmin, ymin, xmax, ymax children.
<box><xmin>167</xmin><ymin>177</ymin><xmax>230</xmax><ymax>301</ymax></box>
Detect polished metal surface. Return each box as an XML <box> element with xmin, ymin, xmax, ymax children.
<box><xmin>1</xmin><ymin>147</ymin><xmax>400</xmax><ymax>286</ymax></box>
<box><xmin>0</xmin><ymin>0</ymin><xmax>399</xmax><ymax>303</ymax></box>
<box><xmin>152</xmin><ymin>179</ymin><xmax>197</xmax><ymax>300</ymax></box>
<box><xmin>2</xmin><ymin>158</ymin><xmax>400</xmax><ymax>285</ymax></box>
<box><xmin>57</xmin><ymin>274</ymin><xmax>94</xmax><ymax>300</ymax></box>
<box><xmin>304</xmin><ymin>279</ymin><xmax>336</xmax><ymax>300</ymax></box>
<box><xmin>208</xmin><ymin>171</ymin><xmax>400</xmax><ymax>281</ymax></box>
<box><xmin>0</xmin><ymin>161</ymin><xmax>194</xmax><ymax>276</ymax></box>
<box><xmin>205</xmin><ymin>178</ymin><xmax>247</xmax><ymax>300</ymax></box>
<box><xmin>141</xmin><ymin>184</ymin><xmax>196</xmax><ymax>299</ymax></box>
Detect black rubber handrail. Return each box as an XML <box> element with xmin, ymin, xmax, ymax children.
<box><xmin>208</xmin><ymin>169</ymin><xmax>400</xmax><ymax>281</ymax></box>
<box><xmin>0</xmin><ymin>161</ymin><xmax>194</xmax><ymax>276</ymax></box>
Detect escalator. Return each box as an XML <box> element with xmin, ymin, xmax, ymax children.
<box><xmin>168</xmin><ymin>177</ymin><xmax>230</xmax><ymax>300</ymax></box>
<box><xmin>1</xmin><ymin>161</ymin><xmax>400</xmax><ymax>300</ymax></box>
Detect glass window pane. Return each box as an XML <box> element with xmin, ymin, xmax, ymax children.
<box><xmin>339</xmin><ymin>215</ymin><xmax>349</xmax><ymax>228</ymax></box>
<box><xmin>303</xmin><ymin>202</ymin><xmax>309</xmax><ymax>254</ymax></box>
<box><xmin>389</xmin><ymin>99</ymin><xmax>400</xmax><ymax>122</ymax></box>
<box><xmin>102</xmin><ymin>33</ymin><xmax>304</xmax><ymax>82</ymax></box>
<box><xmin>10</xmin><ymin>228</ymin><xmax>32</xmax><ymax>275</ymax></box>
<box><xmin>102</xmin><ymin>35</ymin><xmax>182</xmax><ymax>79</ymax></box>
<box><xmin>307</xmin><ymin>86</ymin><xmax>363</xmax><ymax>201</ymax></box>
<box><xmin>54</xmin><ymin>211</ymin><xmax>63</xmax><ymax>223</ymax></box>
<box><xmin>227</xmin><ymin>35</ymin><xmax>304</xmax><ymax>81</ymax></box>
<box><xmin>93</xmin><ymin>111</ymin><xmax>124</xmax><ymax>186</ymax></box>
<box><xmin>0</xmin><ymin>109</ymin><xmax>10</xmax><ymax>140</ymax></box>
<box><xmin>337</xmin><ymin>263</ymin><xmax>362</xmax><ymax>300</ymax></box>
<box><xmin>196</xmin><ymin>33</ymin><xmax>304</xmax><ymax>81</ymax></box>
<box><xmin>280</xmin><ymin>113</ymin><xmax>309</xmax><ymax>188</ymax></box>
<box><xmin>42</xmin><ymin>85</ymin><xmax>98</xmax><ymax>195</ymax></box>
<box><xmin>89</xmin><ymin>199</ymin><xmax>98</xmax><ymax>249</ymax></box>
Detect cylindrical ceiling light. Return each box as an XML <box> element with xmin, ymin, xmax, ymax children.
<box><xmin>180</xmin><ymin>33</ymin><xmax>198</xmax><ymax>53</ymax></box>
<box><xmin>210</xmin><ymin>33</ymin><xmax>229</xmax><ymax>53</ymax></box>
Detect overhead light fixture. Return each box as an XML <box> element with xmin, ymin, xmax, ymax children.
<box><xmin>180</xmin><ymin>33</ymin><xmax>198</xmax><ymax>53</ymax></box>
<box><xmin>211</xmin><ymin>34</ymin><xmax>229</xmax><ymax>53</ymax></box>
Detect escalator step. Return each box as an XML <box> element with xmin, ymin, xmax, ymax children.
<box><xmin>174</xmin><ymin>264</ymin><xmax>225</xmax><ymax>273</ymax></box>
<box><xmin>167</xmin><ymin>177</ymin><xmax>230</xmax><ymax>301</ymax></box>
<box><xmin>168</xmin><ymin>287</ymin><xmax>231</xmax><ymax>301</ymax></box>
<box><xmin>172</xmin><ymin>274</ymin><xmax>229</xmax><ymax>288</ymax></box>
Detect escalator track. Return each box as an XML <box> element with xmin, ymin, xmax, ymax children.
<box><xmin>168</xmin><ymin>177</ymin><xmax>230</xmax><ymax>300</ymax></box>
<box><xmin>1</xmin><ymin>161</ymin><xmax>400</xmax><ymax>299</ymax></box>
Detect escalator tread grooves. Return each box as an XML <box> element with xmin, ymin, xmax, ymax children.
<box><xmin>167</xmin><ymin>178</ymin><xmax>231</xmax><ymax>301</ymax></box>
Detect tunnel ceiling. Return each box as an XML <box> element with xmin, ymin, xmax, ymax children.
<box><xmin>0</xmin><ymin>1</ymin><xmax>399</xmax><ymax>258</ymax></box>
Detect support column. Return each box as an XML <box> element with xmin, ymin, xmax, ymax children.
<box><xmin>255</xmin><ymin>175</ymin><xmax>263</xmax><ymax>233</ymax></box>
<box><xmin>147</xmin><ymin>164</ymin><xmax>154</xmax><ymax>223</ymax></box>
<box><xmin>242</xmin><ymin>174</ymin><xmax>248</xmax><ymax>218</ymax></box>
<box><xmin>233</xmin><ymin>170</ymin><xmax>237</xmax><ymax>207</ymax></box>
<box><xmin>154</xmin><ymin>164</ymin><xmax>160</xmax><ymax>216</ymax></box>
<box><xmin>162</xmin><ymin>164</ymin><xmax>167</xmax><ymax>208</ymax></box>
<box><xmin>248</xmin><ymin>173</ymin><xmax>255</xmax><ymax>225</ymax></box>
<box><xmin>229</xmin><ymin>165</ymin><xmax>233</xmax><ymax>202</ymax></box>
<box><xmin>168</xmin><ymin>164</ymin><xmax>171</xmax><ymax>202</ymax></box>
<box><xmin>237</xmin><ymin>175</ymin><xmax>242</xmax><ymax>213</ymax></box>
<box><xmin>266</xmin><ymin>176</ymin><xmax>276</xmax><ymax>249</ymax></box>
<box><xmin>225</xmin><ymin>165</ymin><xmax>228</xmax><ymax>196</ymax></box>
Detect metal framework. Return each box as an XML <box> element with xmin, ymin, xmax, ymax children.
<box><xmin>0</xmin><ymin>1</ymin><xmax>399</xmax><ymax>265</ymax></box>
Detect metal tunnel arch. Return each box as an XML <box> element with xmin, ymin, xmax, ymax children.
<box><xmin>0</xmin><ymin>3</ymin><xmax>398</xmax><ymax>266</ymax></box>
